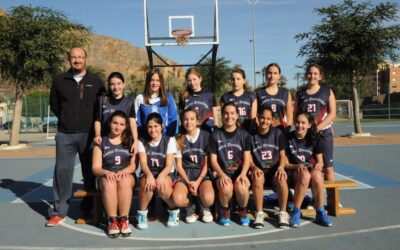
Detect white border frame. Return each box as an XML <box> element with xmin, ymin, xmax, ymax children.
<box><xmin>168</xmin><ymin>16</ymin><xmax>195</xmax><ymax>37</ymax></box>
<box><xmin>144</xmin><ymin>0</ymin><xmax>219</xmax><ymax>46</ymax></box>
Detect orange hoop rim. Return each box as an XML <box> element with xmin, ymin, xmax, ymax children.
<box><xmin>171</xmin><ymin>29</ymin><xmax>193</xmax><ymax>45</ymax></box>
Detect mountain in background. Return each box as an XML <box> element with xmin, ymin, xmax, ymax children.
<box><xmin>0</xmin><ymin>7</ymin><xmax>185</xmax><ymax>94</ymax></box>
<box><xmin>86</xmin><ymin>34</ymin><xmax>184</xmax><ymax>80</ymax></box>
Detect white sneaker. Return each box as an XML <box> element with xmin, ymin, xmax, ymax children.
<box><xmin>254</xmin><ymin>211</ymin><xmax>264</xmax><ymax>229</ymax></box>
<box><xmin>277</xmin><ymin>211</ymin><xmax>289</xmax><ymax>229</ymax></box>
<box><xmin>185</xmin><ymin>214</ymin><xmax>198</xmax><ymax>224</ymax></box>
<box><xmin>202</xmin><ymin>208</ymin><xmax>213</xmax><ymax>223</ymax></box>
<box><xmin>167</xmin><ymin>209</ymin><xmax>180</xmax><ymax>227</ymax></box>
<box><xmin>137</xmin><ymin>210</ymin><xmax>148</xmax><ymax>230</ymax></box>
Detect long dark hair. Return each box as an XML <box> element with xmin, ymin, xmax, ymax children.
<box><xmin>141</xmin><ymin>112</ymin><xmax>164</xmax><ymax>147</ymax></box>
<box><xmin>106</xmin><ymin>71</ymin><xmax>125</xmax><ymax>101</ymax></box>
<box><xmin>144</xmin><ymin>68</ymin><xmax>168</xmax><ymax>106</ymax></box>
<box><xmin>305</xmin><ymin>63</ymin><xmax>324</xmax><ymax>80</ymax></box>
<box><xmin>295</xmin><ymin>111</ymin><xmax>318</xmax><ymax>144</ymax></box>
<box><xmin>221</xmin><ymin>102</ymin><xmax>241</xmax><ymax>128</ymax></box>
<box><xmin>108</xmin><ymin>110</ymin><xmax>133</xmax><ymax>149</ymax></box>
<box><xmin>230</xmin><ymin>67</ymin><xmax>249</xmax><ymax>91</ymax></box>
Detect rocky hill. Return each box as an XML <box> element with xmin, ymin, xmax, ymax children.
<box><xmin>0</xmin><ymin>7</ymin><xmax>184</xmax><ymax>92</ymax></box>
<box><xmin>86</xmin><ymin>34</ymin><xmax>184</xmax><ymax>80</ymax></box>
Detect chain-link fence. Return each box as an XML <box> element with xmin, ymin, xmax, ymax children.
<box><xmin>0</xmin><ymin>93</ymin><xmax>56</xmax><ymax>133</ymax></box>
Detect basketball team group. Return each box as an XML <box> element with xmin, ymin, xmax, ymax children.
<box><xmin>46</xmin><ymin>47</ymin><xmax>337</xmax><ymax>238</ymax></box>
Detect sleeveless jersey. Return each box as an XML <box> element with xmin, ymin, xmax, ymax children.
<box><xmin>100</xmin><ymin>137</ymin><xmax>131</xmax><ymax>172</ymax></box>
<box><xmin>143</xmin><ymin>136</ymin><xmax>171</xmax><ymax>175</ymax></box>
<box><xmin>179</xmin><ymin>129</ymin><xmax>209</xmax><ymax>171</ymax></box>
<box><xmin>286</xmin><ymin>131</ymin><xmax>319</xmax><ymax>168</ymax></box>
<box><xmin>255</xmin><ymin>87</ymin><xmax>289</xmax><ymax>127</ymax></box>
<box><xmin>99</xmin><ymin>96</ymin><xmax>134</xmax><ymax>136</ymax></box>
<box><xmin>220</xmin><ymin>91</ymin><xmax>256</xmax><ymax>129</ymax></box>
<box><xmin>180</xmin><ymin>89</ymin><xmax>216</xmax><ymax>123</ymax></box>
<box><xmin>251</xmin><ymin>127</ymin><xmax>286</xmax><ymax>170</ymax></box>
<box><xmin>209</xmin><ymin>127</ymin><xmax>251</xmax><ymax>170</ymax></box>
<box><xmin>296</xmin><ymin>86</ymin><xmax>331</xmax><ymax>127</ymax></box>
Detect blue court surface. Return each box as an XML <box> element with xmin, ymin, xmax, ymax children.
<box><xmin>0</xmin><ymin>138</ymin><xmax>400</xmax><ymax>249</ymax></box>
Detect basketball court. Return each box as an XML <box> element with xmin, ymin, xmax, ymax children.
<box><xmin>1</xmin><ymin>0</ymin><xmax>400</xmax><ymax>248</ymax></box>
<box><xmin>0</xmin><ymin>121</ymin><xmax>400</xmax><ymax>249</ymax></box>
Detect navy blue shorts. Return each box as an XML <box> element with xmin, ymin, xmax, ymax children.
<box><xmin>316</xmin><ymin>127</ymin><xmax>334</xmax><ymax>168</ymax></box>
<box><xmin>176</xmin><ymin>168</ymin><xmax>211</xmax><ymax>184</ymax></box>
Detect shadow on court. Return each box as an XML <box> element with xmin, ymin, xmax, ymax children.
<box><xmin>0</xmin><ymin>178</ymin><xmax>50</xmax><ymax>219</ymax></box>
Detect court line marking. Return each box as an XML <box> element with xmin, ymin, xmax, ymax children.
<box><xmin>336</xmin><ymin>143</ymin><xmax>400</xmax><ymax>148</ymax></box>
<box><xmin>11</xmin><ymin>164</ymin><xmax>81</xmax><ymax>204</ymax></box>
<box><xmin>59</xmin><ymin>218</ymin><xmax>301</xmax><ymax>241</ymax></box>
<box><xmin>335</xmin><ymin>173</ymin><xmax>374</xmax><ymax>189</ymax></box>
<box><xmin>0</xmin><ymin>224</ymin><xmax>399</xmax><ymax>249</ymax></box>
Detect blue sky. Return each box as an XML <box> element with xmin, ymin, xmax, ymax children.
<box><xmin>0</xmin><ymin>0</ymin><xmax>388</xmax><ymax>89</ymax></box>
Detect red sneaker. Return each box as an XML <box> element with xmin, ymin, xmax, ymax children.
<box><xmin>108</xmin><ymin>218</ymin><xmax>120</xmax><ymax>238</ymax></box>
<box><xmin>46</xmin><ymin>215</ymin><xmax>65</xmax><ymax>227</ymax></box>
<box><xmin>118</xmin><ymin>216</ymin><xmax>132</xmax><ymax>237</ymax></box>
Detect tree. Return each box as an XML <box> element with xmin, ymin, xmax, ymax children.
<box><xmin>0</xmin><ymin>6</ymin><xmax>90</xmax><ymax>145</ymax></box>
<box><xmin>200</xmin><ymin>56</ymin><xmax>232</xmax><ymax>99</ymax></box>
<box><xmin>295</xmin><ymin>0</ymin><xmax>400</xmax><ymax>134</ymax></box>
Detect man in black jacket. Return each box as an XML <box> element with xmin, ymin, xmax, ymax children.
<box><xmin>46</xmin><ymin>47</ymin><xmax>105</xmax><ymax>227</ymax></box>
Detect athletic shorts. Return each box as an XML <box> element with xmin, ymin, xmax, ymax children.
<box><xmin>248</xmin><ymin>167</ymin><xmax>278</xmax><ymax>191</ymax></box>
<box><xmin>176</xmin><ymin>168</ymin><xmax>211</xmax><ymax>184</ymax></box>
<box><xmin>96</xmin><ymin>172</ymin><xmax>137</xmax><ymax>191</ymax></box>
<box><xmin>216</xmin><ymin>168</ymin><xmax>242</xmax><ymax>182</ymax></box>
<box><xmin>316</xmin><ymin>127</ymin><xmax>334</xmax><ymax>168</ymax></box>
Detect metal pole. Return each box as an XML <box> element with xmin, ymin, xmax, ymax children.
<box><xmin>388</xmin><ymin>80</ymin><xmax>391</xmax><ymax>120</ymax></box>
<box><xmin>251</xmin><ymin>0</ymin><xmax>257</xmax><ymax>89</ymax></box>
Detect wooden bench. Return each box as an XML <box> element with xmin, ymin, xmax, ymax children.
<box><xmin>73</xmin><ymin>189</ymin><xmax>102</xmax><ymax>224</ymax></box>
<box><xmin>73</xmin><ymin>179</ymin><xmax>358</xmax><ymax>224</ymax></box>
<box><xmin>301</xmin><ymin>179</ymin><xmax>358</xmax><ymax>217</ymax></box>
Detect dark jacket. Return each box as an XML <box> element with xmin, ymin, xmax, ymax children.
<box><xmin>50</xmin><ymin>69</ymin><xmax>105</xmax><ymax>133</ymax></box>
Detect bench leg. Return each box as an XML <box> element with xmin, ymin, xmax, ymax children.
<box><xmin>326</xmin><ymin>187</ymin><xmax>339</xmax><ymax>216</ymax></box>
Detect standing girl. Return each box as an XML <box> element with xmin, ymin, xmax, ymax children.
<box><xmin>255</xmin><ymin>63</ymin><xmax>293</xmax><ymax>132</ymax></box>
<box><xmin>294</xmin><ymin>63</ymin><xmax>336</xmax><ymax>184</ymax></box>
<box><xmin>136</xmin><ymin>113</ymin><xmax>178</xmax><ymax>229</ymax></box>
<box><xmin>285</xmin><ymin>112</ymin><xmax>333</xmax><ymax>227</ymax></box>
<box><xmin>250</xmin><ymin>107</ymin><xmax>288</xmax><ymax>229</ymax></box>
<box><xmin>94</xmin><ymin>72</ymin><xmax>138</xmax><ymax>154</ymax></box>
<box><xmin>171</xmin><ymin>108</ymin><xmax>215</xmax><ymax>224</ymax></box>
<box><xmin>135</xmin><ymin>68</ymin><xmax>178</xmax><ymax>137</ymax></box>
<box><xmin>92</xmin><ymin>111</ymin><xmax>136</xmax><ymax>238</ymax></box>
<box><xmin>179</xmin><ymin>67</ymin><xmax>219</xmax><ymax>132</ymax></box>
<box><xmin>209</xmin><ymin>102</ymin><xmax>251</xmax><ymax>226</ymax></box>
<box><xmin>220</xmin><ymin>68</ymin><xmax>257</xmax><ymax>132</ymax></box>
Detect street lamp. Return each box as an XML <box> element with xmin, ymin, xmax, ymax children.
<box><xmin>250</xmin><ymin>0</ymin><xmax>257</xmax><ymax>89</ymax></box>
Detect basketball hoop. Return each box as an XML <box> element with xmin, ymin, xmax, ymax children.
<box><xmin>171</xmin><ymin>29</ymin><xmax>192</xmax><ymax>46</ymax></box>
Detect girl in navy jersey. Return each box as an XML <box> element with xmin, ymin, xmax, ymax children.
<box><xmin>136</xmin><ymin>113</ymin><xmax>178</xmax><ymax>229</ymax></box>
<box><xmin>209</xmin><ymin>102</ymin><xmax>251</xmax><ymax>226</ymax></box>
<box><xmin>172</xmin><ymin>108</ymin><xmax>215</xmax><ymax>224</ymax></box>
<box><xmin>250</xmin><ymin>107</ymin><xmax>288</xmax><ymax>229</ymax></box>
<box><xmin>255</xmin><ymin>63</ymin><xmax>293</xmax><ymax>133</ymax></box>
<box><xmin>285</xmin><ymin>112</ymin><xmax>333</xmax><ymax>227</ymax></box>
<box><xmin>220</xmin><ymin>68</ymin><xmax>257</xmax><ymax>132</ymax></box>
<box><xmin>94</xmin><ymin>72</ymin><xmax>138</xmax><ymax>154</ymax></box>
<box><xmin>92</xmin><ymin>111</ymin><xmax>136</xmax><ymax>238</ymax></box>
<box><xmin>179</xmin><ymin>67</ymin><xmax>219</xmax><ymax>132</ymax></box>
<box><xmin>294</xmin><ymin>64</ymin><xmax>336</xmax><ymax>184</ymax></box>
<box><xmin>135</xmin><ymin>68</ymin><xmax>178</xmax><ymax>137</ymax></box>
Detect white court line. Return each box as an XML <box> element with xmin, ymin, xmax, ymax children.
<box><xmin>335</xmin><ymin>173</ymin><xmax>374</xmax><ymax>189</ymax></box>
<box><xmin>0</xmin><ymin>224</ymin><xmax>399</xmax><ymax>249</ymax></box>
<box><xmin>11</xmin><ymin>164</ymin><xmax>81</xmax><ymax>204</ymax></box>
<box><xmin>59</xmin><ymin>219</ymin><xmax>300</xmax><ymax>241</ymax></box>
